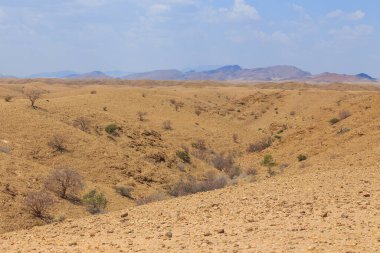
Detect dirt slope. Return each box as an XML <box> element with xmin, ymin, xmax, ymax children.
<box><xmin>1</xmin><ymin>162</ymin><xmax>380</xmax><ymax>252</ymax></box>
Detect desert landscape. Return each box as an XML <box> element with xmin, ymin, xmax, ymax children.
<box><xmin>0</xmin><ymin>79</ymin><xmax>380</xmax><ymax>252</ymax></box>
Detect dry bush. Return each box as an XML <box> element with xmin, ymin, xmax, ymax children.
<box><xmin>169</xmin><ymin>172</ymin><xmax>228</xmax><ymax>197</ymax></box>
<box><xmin>4</xmin><ymin>95</ymin><xmax>13</xmax><ymax>102</ymax></box>
<box><xmin>48</xmin><ymin>134</ymin><xmax>67</xmax><ymax>153</ymax></box>
<box><xmin>289</xmin><ymin>111</ymin><xmax>296</xmax><ymax>116</ymax></box>
<box><xmin>339</xmin><ymin>110</ymin><xmax>351</xmax><ymax>120</ymax></box>
<box><xmin>45</xmin><ymin>167</ymin><xmax>84</xmax><ymax>199</ymax></box>
<box><xmin>23</xmin><ymin>88</ymin><xmax>44</xmax><ymax>109</ymax></box>
<box><xmin>176</xmin><ymin>150</ymin><xmax>191</xmax><ymax>163</ymax></box>
<box><xmin>195</xmin><ymin>109</ymin><xmax>202</xmax><ymax>116</ymax></box>
<box><xmin>246</xmin><ymin>167</ymin><xmax>257</xmax><ymax>176</ymax></box>
<box><xmin>212</xmin><ymin>153</ymin><xmax>234</xmax><ymax>171</ymax></box>
<box><xmin>162</xmin><ymin>120</ymin><xmax>173</xmax><ymax>130</ymax></box>
<box><xmin>24</xmin><ymin>191</ymin><xmax>54</xmax><ymax>218</ymax></box>
<box><xmin>170</xmin><ymin>99</ymin><xmax>184</xmax><ymax>111</ymax></box>
<box><xmin>136</xmin><ymin>192</ymin><xmax>168</xmax><ymax>205</ymax></box>
<box><xmin>90</xmin><ymin>90</ymin><xmax>97</xmax><ymax>94</ymax></box>
<box><xmin>73</xmin><ymin>117</ymin><xmax>91</xmax><ymax>132</ymax></box>
<box><xmin>137</xmin><ymin>111</ymin><xmax>147</xmax><ymax>121</ymax></box>
<box><xmin>247</xmin><ymin>137</ymin><xmax>272</xmax><ymax>153</ymax></box>
<box><xmin>222</xmin><ymin>165</ymin><xmax>241</xmax><ymax>179</ymax></box>
<box><xmin>192</xmin><ymin>139</ymin><xmax>207</xmax><ymax>151</ymax></box>
<box><xmin>115</xmin><ymin>186</ymin><xmax>134</xmax><ymax>199</ymax></box>
<box><xmin>0</xmin><ymin>146</ymin><xmax>11</xmax><ymax>154</ymax></box>
<box><xmin>232</xmin><ymin>133</ymin><xmax>238</xmax><ymax>143</ymax></box>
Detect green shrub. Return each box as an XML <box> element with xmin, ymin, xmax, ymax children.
<box><xmin>261</xmin><ymin>154</ymin><xmax>276</xmax><ymax>176</ymax></box>
<box><xmin>105</xmin><ymin>124</ymin><xmax>118</xmax><ymax>135</ymax></box>
<box><xmin>176</xmin><ymin>150</ymin><xmax>191</xmax><ymax>163</ymax></box>
<box><xmin>329</xmin><ymin>118</ymin><xmax>340</xmax><ymax>125</ymax></box>
<box><xmin>297</xmin><ymin>154</ymin><xmax>307</xmax><ymax>162</ymax></box>
<box><xmin>83</xmin><ymin>189</ymin><xmax>108</xmax><ymax>214</ymax></box>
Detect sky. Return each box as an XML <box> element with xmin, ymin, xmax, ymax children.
<box><xmin>0</xmin><ymin>0</ymin><xmax>379</xmax><ymax>77</ymax></box>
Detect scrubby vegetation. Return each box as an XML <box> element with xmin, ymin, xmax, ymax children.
<box><xmin>83</xmin><ymin>189</ymin><xmax>108</xmax><ymax>214</ymax></box>
<box><xmin>45</xmin><ymin>167</ymin><xmax>84</xmax><ymax>199</ymax></box>
<box><xmin>24</xmin><ymin>191</ymin><xmax>54</xmax><ymax>218</ymax></box>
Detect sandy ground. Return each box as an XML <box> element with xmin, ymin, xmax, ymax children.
<box><xmin>0</xmin><ymin>80</ymin><xmax>380</xmax><ymax>252</ymax></box>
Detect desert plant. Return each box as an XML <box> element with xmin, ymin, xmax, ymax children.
<box><xmin>289</xmin><ymin>111</ymin><xmax>296</xmax><ymax>116</ymax></box>
<box><xmin>176</xmin><ymin>150</ymin><xmax>191</xmax><ymax>163</ymax></box>
<box><xmin>261</xmin><ymin>154</ymin><xmax>276</xmax><ymax>177</ymax></box>
<box><xmin>45</xmin><ymin>167</ymin><xmax>84</xmax><ymax>199</ymax></box>
<box><xmin>24</xmin><ymin>191</ymin><xmax>54</xmax><ymax>218</ymax></box>
<box><xmin>23</xmin><ymin>88</ymin><xmax>44</xmax><ymax>109</ymax></box>
<box><xmin>73</xmin><ymin>117</ymin><xmax>91</xmax><ymax>132</ymax></box>
<box><xmin>136</xmin><ymin>192</ymin><xmax>168</xmax><ymax>205</ymax></box>
<box><xmin>170</xmin><ymin>99</ymin><xmax>184</xmax><ymax>111</ymax></box>
<box><xmin>4</xmin><ymin>96</ymin><xmax>13</xmax><ymax>102</ymax></box>
<box><xmin>329</xmin><ymin>118</ymin><xmax>340</xmax><ymax>125</ymax></box>
<box><xmin>339</xmin><ymin>110</ymin><xmax>351</xmax><ymax>120</ymax></box>
<box><xmin>223</xmin><ymin>165</ymin><xmax>241</xmax><ymax>179</ymax></box>
<box><xmin>170</xmin><ymin>172</ymin><xmax>228</xmax><ymax>197</ymax></box>
<box><xmin>297</xmin><ymin>154</ymin><xmax>307</xmax><ymax>162</ymax></box>
<box><xmin>247</xmin><ymin>137</ymin><xmax>272</xmax><ymax>153</ymax></box>
<box><xmin>90</xmin><ymin>90</ymin><xmax>97</xmax><ymax>94</ymax></box>
<box><xmin>83</xmin><ymin>189</ymin><xmax>108</xmax><ymax>214</ymax></box>
<box><xmin>162</xmin><ymin>120</ymin><xmax>173</xmax><ymax>130</ymax></box>
<box><xmin>232</xmin><ymin>133</ymin><xmax>238</xmax><ymax>143</ymax></box>
<box><xmin>48</xmin><ymin>134</ymin><xmax>67</xmax><ymax>153</ymax></box>
<box><xmin>195</xmin><ymin>109</ymin><xmax>202</xmax><ymax>116</ymax></box>
<box><xmin>137</xmin><ymin>111</ymin><xmax>147</xmax><ymax>121</ymax></box>
<box><xmin>115</xmin><ymin>186</ymin><xmax>134</xmax><ymax>199</ymax></box>
<box><xmin>212</xmin><ymin>154</ymin><xmax>234</xmax><ymax>171</ymax></box>
<box><xmin>246</xmin><ymin>167</ymin><xmax>257</xmax><ymax>176</ymax></box>
<box><xmin>192</xmin><ymin>139</ymin><xmax>207</xmax><ymax>151</ymax></box>
<box><xmin>105</xmin><ymin>124</ymin><xmax>118</xmax><ymax>135</ymax></box>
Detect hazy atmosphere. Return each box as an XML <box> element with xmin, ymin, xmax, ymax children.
<box><xmin>0</xmin><ymin>0</ymin><xmax>379</xmax><ymax>76</ymax></box>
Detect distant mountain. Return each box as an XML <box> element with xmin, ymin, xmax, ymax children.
<box><xmin>356</xmin><ymin>73</ymin><xmax>376</xmax><ymax>81</ymax></box>
<box><xmin>124</xmin><ymin>70</ymin><xmax>183</xmax><ymax>80</ymax></box>
<box><xmin>66</xmin><ymin>71</ymin><xmax>112</xmax><ymax>79</ymax></box>
<box><xmin>104</xmin><ymin>70</ymin><xmax>133</xmax><ymax>78</ymax></box>
<box><xmin>236</xmin><ymin>65</ymin><xmax>311</xmax><ymax>81</ymax></box>
<box><xmin>27</xmin><ymin>71</ymin><xmax>77</xmax><ymax>78</ymax></box>
<box><xmin>305</xmin><ymin>72</ymin><xmax>377</xmax><ymax>83</ymax></box>
<box><xmin>0</xmin><ymin>74</ymin><xmax>15</xmax><ymax>78</ymax></box>
<box><xmin>182</xmin><ymin>65</ymin><xmax>222</xmax><ymax>73</ymax></box>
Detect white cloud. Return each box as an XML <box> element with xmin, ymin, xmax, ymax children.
<box><xmin>203</xmin><ymin>0</ymin><xmax>259</xmax><ymax>22</ymax></box>
<box><xmin>150</xmin><ymin>4</ymin><xmax>171</xmax><ymax>14</ymax></box>
<box><xmin>227</xmin><ymin>0</ymin><xmax>260</xmax><ymax>20</ymax></box>
<box><xmin>74</xmin><ymin>0</ymin><xmax>107</xmax><ymax>7</ymax></box>
<box><xmin>327</xmin><ymin>9</ymin><xmax>365</xmax><ymax>20</ymax></box>
<box><xmin>329</xmin><ymin>24</ymin><xmax>373</xmax><ymax>39</ymax></box>
<box><xmin>291</xmin><ymin>4</ymin><xmax>311</xmax><ymax>21</ymax></box>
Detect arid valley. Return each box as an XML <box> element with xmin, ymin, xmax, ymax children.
<box><xmin>1</xmin><ymin>79</ymin><xmax>380</xmax><ymax>252</ymax></box>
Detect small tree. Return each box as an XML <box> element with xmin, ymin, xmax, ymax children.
<box><xmin>45</xmin><ymin>167</ymin><xmax>84</xmax><ymax>199</ymax></box>
<box><xmin>48</xmin><ymin>134</ymin><xmax>67</xmax><ymax>153</ymax></box>
<box><xmin>24</xmin><ymin>88</ymin><xmax>44</xmax><ymax>109</ymax></box>
<box><xmin>297</xmin><ymin>154</ymin><xmax>307</xmax><ymax>162</ymax></box>
<box><xmin>261</xmin><ymin>154</ymin><xmax>276</xmax><ymax>176</ymax></box>
<box><xmin>105</xmin><ymin>124</ymin><xmax>118</xmax><ymax>136</ymax></box>
<box><xmin>73</xmin><ymin>117</ymin><xmax>91</xmax><ymax>132</ymax></box>
<box><xmin>83</xmin><ymin>189</ymin><xmax>108</xmax><ymax>214</ymax></box>
<box><xmin>24</xmin><ymin>191</ymin><xmax>54</xmax><ymax>218</ymax></box>
<box><xmin>137</xmin><ymin>111</ymin><xmax>147</xmax><ymax>121</ymax></box>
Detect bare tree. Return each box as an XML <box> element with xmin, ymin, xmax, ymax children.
<box><xmin>45</xmin><ymin>167</ymin><xmax>84</xmax><ymax>199</ymax></box>
<box><xmin>24</xmin><ymin>191</ymin><xmax>54</xmax><ymax>218</ymax></box>
<box><xmin>73</xmin><ymin>117</ymin><xmax>91</xmax><ymax>132</ymax></box>
<box><xmin>23</xmin><ymin>88</ymin><xmax>44</xmax><ymax>109</ymax></box>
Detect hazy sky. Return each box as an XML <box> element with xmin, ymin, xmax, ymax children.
<box><xmin>0</xmin><ymin>0</ymin><xmax>379</xmax><ymax>77</ymax></box>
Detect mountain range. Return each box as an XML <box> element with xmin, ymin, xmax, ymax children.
<box><xmin>0</xmin><ymin>65</ymin><xmax>377</xmax><ymax>82</ymax></box>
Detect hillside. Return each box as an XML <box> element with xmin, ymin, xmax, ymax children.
<box><xmin>1</xmin><ymin>80</ymin><xmax>380</xmax><ymax>252</ymax></box>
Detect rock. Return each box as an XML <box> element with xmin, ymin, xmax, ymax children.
<box><xmin>120</xmin><ymin>212</ymin><xmax>129</xmax><ymax>218</ymax></box>
<box><xmin>321</xmin><ymin>212</ymin><xmax>328</xmax><ymax>218</ymax></box>
<box><xmin>363</xmin><ymin>193</ymin><xmax>370</xmax><ymax>197</ymax></box>
<box><xmin>165</xmin><ymin>231</ymin><xmax>172</xmax><ymax>238</ymax></box>
<box><xmin>204</xmin><ymin>232</ymin><xmax>212</xmax><ymax>237</ymax></box>
<box><xmin>216</xmin><ymin>229</ymin><xmax>225</xmax><ymax>234</ymax></box>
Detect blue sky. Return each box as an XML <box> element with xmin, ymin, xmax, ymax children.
<box><xmin>0</xmin><ymin>0</ymin><xmax>379</xmax><ymax>77</ymax></box>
